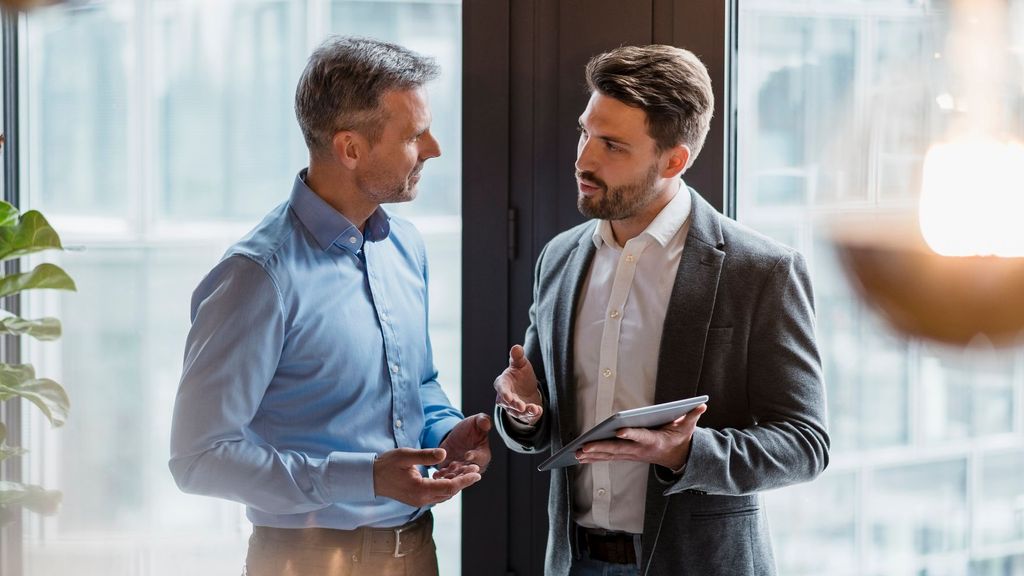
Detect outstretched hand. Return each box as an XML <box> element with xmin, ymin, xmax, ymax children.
<box><xmin>494</xmin><ymin>345</ymin><xmax>543</xmax><ymax>425</ymax></box>
<box><xmin>435</xmin><ymin>413</ymin><xmax>492</xmax><ymax>479</ymax></box>
<box><xmin>575</xmin><ymin>403</ymin><xmax>708</xmax><ymax>470</ymax></box>
<box><xmin>373</xmin><ymin>448</ymin><xmax>481</xmax><ymax>508</ymax></box>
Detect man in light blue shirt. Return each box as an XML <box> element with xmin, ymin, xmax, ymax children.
<box><xmin>169</xmin><ymin>36</ymin><xmax>490</xmax><ymax>576</ymax></box>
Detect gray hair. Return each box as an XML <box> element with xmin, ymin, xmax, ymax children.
<box><xmin>295</xmin><ymin>36</ymin><xmax>439</xmax><ymax>155</ymax></box>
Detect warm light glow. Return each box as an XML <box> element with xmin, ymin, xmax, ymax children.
<box><xmin>919</xmin><ymin>139</ymin><xmax>1024</xmax><ymax>256</ymax></box>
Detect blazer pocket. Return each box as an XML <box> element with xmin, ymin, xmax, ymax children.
<box><xmin>685</xmin><ymin>506</ymin><xmax>760</xmax><ymax>575</ymax></box>
<box><xmin>690</xmin><ymin>505</ymin><xmax>760</xmax><ymax>521</ymax></box>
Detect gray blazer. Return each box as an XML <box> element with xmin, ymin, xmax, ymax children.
<box><xmin>496</xmin><ymin>188</ymin><xmax>830</xmax><ymax>576</ymax></box>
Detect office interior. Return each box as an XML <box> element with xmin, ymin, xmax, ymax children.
<box><xmin>1</xmin><ymin>0</ymin><xmax>1023</xmax><ymax>575</ymax></box>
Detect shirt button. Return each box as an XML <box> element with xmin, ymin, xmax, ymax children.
<box><xmin>391</xmin><ymin>363</ymin><xmax>400</xmax><ymax>374</ymax></box>
<box><xmin>348</xmin><ymin>236</ymin><xmax>357</xmax><ymax>244</ymax></box>
<box><xmin>625</xmin><ymin>254</ymin><xmax>636</xmax><ymax>263</ymax></box>
<box><xmin>602</xmin><ymin>368</ymin><xmax>613</xmax><ymax>378</ymax></box>
<box><xmin>597</xmin><ymin>488</ymin><xmax>607</xmax><ymax>497</ymax></box>
<box><xmin>609</xmin><ymin>309</ymin><xmax>620</xmax><ymax>319</ymax></box>
<box><xmin>395</xmin><ymin>419</ymin><xmax>403</xmax><ymax>428</ymax></box>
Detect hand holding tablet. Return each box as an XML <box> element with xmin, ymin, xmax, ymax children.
<box><xmin>538</xmin><ymin>395</ymin><xmax>709</xmax><ymax>471</ymax></box>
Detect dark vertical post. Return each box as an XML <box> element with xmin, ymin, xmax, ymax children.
<box><xmin>462</xmin><ymin>0</ymin><xmax>511</xmax><ymax>574</ymax></box>
<box><xmin>1</xmin><ymin>7</ymin><xmax>23</xmax><ymax>576</ymax></box>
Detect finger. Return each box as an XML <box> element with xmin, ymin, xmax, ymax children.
<box><xmin>615</xmin><ymin>427</ymin><xmax>658</xmax><ymax>444</ymax></box>
<box><xmin>495</xmin><ymin>387</ymin><xmax>527</xmax><ymax>414</ymax></box>
<box><xmin>424</xmin><ymin>472</ymin><xmax>481</xmax><ymax>501</ymax></box>
<box><xmin>502</xmin><ymin>403</ymin><xmax>542</xmax><ymax>425</ymax></box>
<box><xmin>578</xmin><ymin>450</ymin><xmax>642</xmax><ymax>463</ymax></box>
<box><xmin>580</xmin><ymin>438</ymin><xmax>636</xmax><ymax>455</ymax></box>
<box><xmin>393</xmin><ymin>447</ymin><xmax>446</xmax><ymax>467</ymax></box>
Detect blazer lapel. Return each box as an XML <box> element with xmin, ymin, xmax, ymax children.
<box><xmin>643</xmin><ymin>189</ymin><xmax>726</xmax><ymax>573</ymax></box>
<box><xmin>653</xmin><ymin>189</ymin><xmax>726</xmax><ymax>404</ymax></box>
<box><xmin>551</xmin><ymin>227</ymin><xmax>596</xmax><ymax>445</ymax></box>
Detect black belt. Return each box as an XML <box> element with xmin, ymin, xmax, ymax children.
<box><xmin>252</xmin><ymin>511</ymin><xmax>432</xmax><ymax>558</ymax></box>
<box><xmin>576</xmin><ymin>524</ymin><xmax>639</xmax><ymax>565</ymax></box>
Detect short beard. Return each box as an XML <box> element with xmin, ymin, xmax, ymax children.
<box><xmin>360</xmin><ymin>164</ymin><xmax>423</xmax><ymax>204</ymax></box>
<box><xmin>577</xmin><ymin>163</ymin><xmax>661</xmax><ymax>221</ymax></box>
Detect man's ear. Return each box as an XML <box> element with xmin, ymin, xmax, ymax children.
<box><xmin>332</xmin><ymin>131</ymin><xmax>365</xmax><ymax>170</ymax></box>
<box><xmin>662</xmin><ymin>144</ymin><xmax>691</xmax><ymax>179</ymax></box>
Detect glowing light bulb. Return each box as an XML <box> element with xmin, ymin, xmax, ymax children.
<box><xmin>919</xmin><ymin>138</ymin><xmax>1024</xmax><ymax>257</ymax></box>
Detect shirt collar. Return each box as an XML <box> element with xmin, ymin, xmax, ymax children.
<box><xmin>591</xmin><ymin>179</ymin><xmax>693</xmax><ymax>250</ymax></box>
<box><xmin>288</xmin><ymin>169</ymin><xmax>392</xmax><ymax>254</ymax></box>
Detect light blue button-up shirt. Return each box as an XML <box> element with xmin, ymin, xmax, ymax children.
<box><xmin>169</xmin><ymin>170</ymin><xmax>463</xmax><ymax>530</ymax></box>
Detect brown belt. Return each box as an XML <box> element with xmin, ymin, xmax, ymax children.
<box><xmin>252</xmin><ymin>511</ymin><xmax>432</xmax><ymax>558</ymax></box>
<box><xmin>576</xmin><ymin>524</ymin><xmax>639</xmax><ymax>565</ymax></box>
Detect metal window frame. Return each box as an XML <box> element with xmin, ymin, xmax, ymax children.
<box><xmin>1</xmin><ymin>7</ymin><xmax>23</xmax><ymax>576</ymax></box>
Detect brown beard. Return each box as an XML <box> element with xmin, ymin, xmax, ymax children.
<box><xmin>576</xmin><ymin>163</ymin><xmax>661</xmax><ymax>220</ymax></box>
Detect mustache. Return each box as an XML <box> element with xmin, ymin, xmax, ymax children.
<box><xmin>575</xmin><ymin>170</ymin><xmax>607</xmax><ymax>190</ymax></box>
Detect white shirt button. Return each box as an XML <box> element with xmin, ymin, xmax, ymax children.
<box><xmin>348</xmin><ymin>236</ymin><xmax>358</xmax><ymax>244</ymax></box>
<box><xmin>609</xmin><ymin>309</ymin><xmax>620</xmax><ymax>319</ymax></box>
<box><xmin>602</xmin><ymin>368</ymin><xmax>613</xmax><ymax>378</ymax></box>
<box><xmin>625</xmin><ymin>254</ymin><xmax>636</xmax><ymax>263</ymax></box>
<box><xmin>391</xmin><ymin>363</ymin><xmax>399</xmax><ymax>374</ymax></box>
<box><xmin>395</xmin><ymin>419</ymin><xmax>403</xmax><ymax>428</ymax></box>
<box><xmin>597</xmin><ymin>488</ymin><xmax>607</xmax><ymax>497</ymax></box>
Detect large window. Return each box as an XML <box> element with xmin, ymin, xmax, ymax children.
<box><xmin>737</xmin><ymin>1</ymin><xmax>1024</xmax><ymax>574</ymax></box>
<box><xmin>16</xmin><ymin>1</ymin><xmax>463</xmax><ymax>574</ymax></box>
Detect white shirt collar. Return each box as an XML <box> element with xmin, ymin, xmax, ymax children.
<box><xmin>591</xmin><ymin>179</ymin><xmax>692</xmax><ymax>250</ymax></box>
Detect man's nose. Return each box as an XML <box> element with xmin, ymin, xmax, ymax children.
<box><xmin>575</xmin><ymin>137</ymin><xmax>597</xmax><ymax>174</ymax></box>
<box><xmin>421</xmin><ymin>131</ymin><xmax>441</xmax><ymax>160</ymax></box>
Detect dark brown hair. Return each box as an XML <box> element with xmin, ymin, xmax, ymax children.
<box><xmin>585</xmin><ymin>45</ymin><xmax>714</xmax><ymax>164</ymax></box>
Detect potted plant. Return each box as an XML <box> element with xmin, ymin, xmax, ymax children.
<box><xmin>0</xmin><ymin>198</ymin><xmax>75</xmax><ymax>522</ymax></box>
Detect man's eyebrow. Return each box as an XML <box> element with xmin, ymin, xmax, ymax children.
<box><xmin>577</xmin><ymin>119</ymin><xmax>630</xmax><ymax>147</ymax></box>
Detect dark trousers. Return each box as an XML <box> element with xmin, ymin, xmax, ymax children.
<box><xmin>244</xmin><ymin>512</ymin><xmax>439</xmax><ymax>576</ymax></box>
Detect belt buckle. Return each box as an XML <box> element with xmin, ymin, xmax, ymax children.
<box><xmin>392</xmin><ymin>524</ymin><xmax>408</xmax><ymax>558</ymax></box>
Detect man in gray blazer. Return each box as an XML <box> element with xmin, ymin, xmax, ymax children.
<box><xmin>493</xmin><ymin>45</ymin><xmax>829</xmax><ymax>576</ymax></box>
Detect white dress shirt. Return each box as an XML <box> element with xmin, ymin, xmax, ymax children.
<box><xmin>572</xmin><ymin>182</ymin><xmax>692</xmax><ymax>534</ymax></box>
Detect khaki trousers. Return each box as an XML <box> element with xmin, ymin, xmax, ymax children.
<box><xmin>244</xmin><ymin>512</ymin><xmax>439</xmax><ymax>576</ymax></box>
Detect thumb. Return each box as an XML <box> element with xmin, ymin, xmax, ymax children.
<box><xmin>474</xmin><ymin>413</ymin><xmax>493</xmax><ymax>434</ymax></box>
<box><xmin>393</xmin><ymin>447</ymin><xmax>446</xmax><ymax>466</ymax></box>
<box><xmin>509</xmin><ymin>345</ymin><xmax>527</xmax><ymax>368</ymax></box>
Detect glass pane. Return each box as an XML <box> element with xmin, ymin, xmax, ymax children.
<box><xmin>25</xmin><ymin>2</ymin><xmax>131</xmax><ymax>219</ymax></box>
<box><xmin>978</xmin><ymin>450</ymin><xmax>1024</xmax><ymax>547</ymax></box>
<box><xmin>919</xmin><ymin>347</ymin><xmax>1016</xmax><ymax>442</ymax></box>
<box><xmin>20</xmin><ymin>1</ymin><xmax>463</xmax><ymax>574</ymax></box>
<box><xmin>737</xmin><ymin>2</ymin><xmax>1024</xmax><ymax>574</ymax></box>
<box><xmin>868</xmin><ymin>460</ymin><xmax>968</xmax><ymax>572</ymax></box>
<box><xmin>154</xmin><ymin>0</ymin><xmax>306</xmax><ymax>221</ymax></box>
<box><xmin>764</xmin><ymin>472</ymin><xmax>858</xmax><ymax>576</ymax></box>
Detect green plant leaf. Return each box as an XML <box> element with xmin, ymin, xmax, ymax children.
<box><xmin>0</xmin><ymin>201</ymin><xmax>18</xmax><ymax>227</ymax></box>
<box><xmin>0</xmin><ymin>421</ymin><xmax>26</xmax><ymax>462</ymax></box>
<box><xmin>0</xmin><ymin>263</ymin><xmax>77</xmax><ymax>299</ymax></box>
<box><xmin>0</xmin><ymin>366</ymin><xmax>68</xmax><ymax>428</ymax></box>
<box><xmin>0</xmin><ymin>210</ymin><xmax>63</xmax><ymax>262</ymax></box>
<box><xmin>0</xmin><ymin>316</ymin><xmax>61</xmax><ymax>340</ymax></box>
<box><xmin>0</xmin><ymin>481</ymin><xmax>61</xmax><ymax>515</ymax></box>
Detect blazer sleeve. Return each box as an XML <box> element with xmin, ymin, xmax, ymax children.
<box><xmin>495</xmin><ymin>243</ymin><xmax>553</xmax><ymax>454</ymax></box>
<box><xmin>666</xmin><ymin>250</ymin><xmax>830</xmax><ymax>496</ymax></box>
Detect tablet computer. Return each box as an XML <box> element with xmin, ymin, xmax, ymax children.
<box><xmin>537</xmin><ymin>395</ymin><xmax>709</xmax><ymax>471</ymax></box>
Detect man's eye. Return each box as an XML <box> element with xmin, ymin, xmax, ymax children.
<box><xmin>605</xmin><ymin>141</ymin><xmax>621</xmax><ymax>152</ymax></box>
